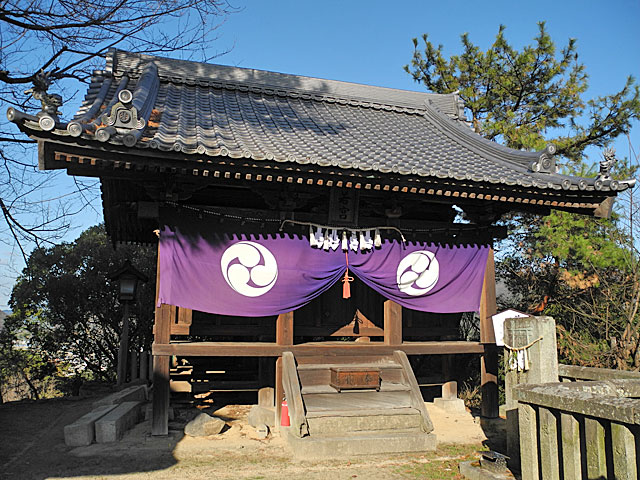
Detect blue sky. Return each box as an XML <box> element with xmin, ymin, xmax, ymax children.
<box><xmin>1</xmin><ymin>0</ymin><xmax>638</xmax><ymax>309</ymax></box>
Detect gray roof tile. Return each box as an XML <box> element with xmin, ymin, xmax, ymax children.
<box><xmin>7</xmin><ymin>49</ymin><xmax>635</xmax><ymax>196</ymax></box>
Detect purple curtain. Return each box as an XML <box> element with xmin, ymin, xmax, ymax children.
<box><xmin>158</xmin><ymin>215</ymin><xmax>489</xmax><ymax>316</ymax></box>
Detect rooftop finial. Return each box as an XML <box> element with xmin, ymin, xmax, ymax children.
<box><xmin>600</xmin><ymin>148</ymin><xmax>615</xmax><ymax>179</ymax></box>
<box><xmin>24</xmin><ymin>71</ymin><xmax>63</xmax><ymax>117</ymax></box>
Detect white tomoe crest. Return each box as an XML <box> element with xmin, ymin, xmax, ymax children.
<box><xmin>396</xmin><ymin>250</ymin><xmax>439</xmax><ymax>296</ymax></box>
<box><xmin>220</xmin><ymin>241</ymin><xmax>278</xmax><ymax>297</ymax></box>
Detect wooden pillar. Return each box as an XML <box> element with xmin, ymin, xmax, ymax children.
<box><xmin>130</xmin><ymin>350</ymin><xmax>138</xmax><ymax>382</ymax></box>
<box><xmin>480</xmin><ymin>248</ymin><xmax>498</xmax><ymax>418</ymax></box>
<box><xmin>151</xmin><ymin>246</ymin><xmax>173</xmax><ymax>436</ymax></box>
<box><xmin>152</xmin><ymin>303</ymin><xmax>172</xmax><ymax>435</ymax></box>
<box><xmin>441</xmin><ymin>355</ymin><xmax>457</xmax><ymax>399</ymax></box>
<box><xmin>275</xmin><ymin>311</ymin><xmax>293</xmax><ymax>424</ymax></box>
<box><xmin>384</xmin><ymin>300</ymin><xmax>402</xmax><ymax>345</ymax></box>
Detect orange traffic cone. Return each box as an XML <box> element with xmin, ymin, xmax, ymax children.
<box><xmin>281</xmin><ymin>399</ymin><xmax>290</xmax><ymax>427</ymax></box>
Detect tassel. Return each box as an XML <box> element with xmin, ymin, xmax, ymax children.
<box><xmin>323</xmin><ymin>229</ymin><xmax>330</xmax><ymax>250</ymax></box>
<box><xmin>342</xmin><ymin>251</ymin><xmax>353</xmax><ymax>299</ymax></box>
<box><xmin>359</xmin><ymin>231</ymin><xmax>366</xmax><ymax>251</ymax></box>
<box><xmin>342</xmin><ymin>231</ymin><xmax>348</xmax><ymax>251</ymax></box>
<box><xmin>374</xmin><ymin>228</ymin><xmax>381</xmax><ymax>248</ymax></box>
<box><xmin>342</xmin><ymin>269</ymin><xmax>353</xmax><ymax>298</ymax></box>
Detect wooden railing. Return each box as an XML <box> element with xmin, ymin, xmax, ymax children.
<box><xmin>281</xmin><ymin>351</ymin><xmax>308</xmax><ymax>438</ymax></box>
<box><xmin>515</xmin><ymin>379</ymin><xmax>639</xmax><ymax>480</ymax></box>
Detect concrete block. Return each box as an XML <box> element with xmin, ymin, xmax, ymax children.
<box><xmin>433</xmin><ymin>397</ymin><xmax>467</xmax><ymax>414</ymax></box>
<box><xmin>248</xmin><ymin>405</ymin><xmax>276</xmax><ymax>428</ymax></box>
<box><xmin>95</xmin><ymin>401</ymin><xmax>141</xmax><ymax>443</ymax></box>
<box><xmin>64</xmin><ymin>404</ymin><xmax>117</xmax><ymax>446</ymax></box>
<box><xmin>93</xmin><ymin>384</ymin><xmax>147</xmax><ymax>409</ymax></box>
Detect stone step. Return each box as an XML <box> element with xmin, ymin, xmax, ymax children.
<box><xmin>301</xmin><ymin>382</ymin><xmax>410</xmax><ymax>395</ymax></box>
<box><xmin>64</xmin><ymin>404</ymin><xmax>117</xmax><ymax>447</ymax></box>
<box><xmin>306</xmin><ymin>408</ymin><xmax>422</xmax><ymax>435</ymax></box>
<box><xmin>303</xmin><ymin>390</ymin><xmax>413</xmax><ymax>413</ymax></box>
<box><xmin>284</xmin><ymin>428</ymin><xmax>436</xmax><ymax>459</ymax></box>
<box><xmin>95</xmin><ymin>401</ymin><xmax>141</xmax><ymax>443</ymax></box>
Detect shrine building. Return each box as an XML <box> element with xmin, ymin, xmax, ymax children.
<box><xmin>8</xmin><ymin>49</ymin><xmax>633</xmax><ymax>452</ymax></box>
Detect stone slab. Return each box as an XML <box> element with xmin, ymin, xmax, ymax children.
<box><xmin>93</xmin><ymin>385</ymin><xmax>147</xmax><ymax>409</ymax></box>
<box><xmin>433</xmin><ymin>397</ymin><xmax>467</xmax><ymax>414</ymax></box>
<box><xmin>95</xmin><ymin>401</ymin><xmax>141</xmax><ymax>443</ymax></box>
<box><xmin>64</xmin><ymin>404</ymin><xmax>118</xmax><ymax>446</ymax></box>
<box><xmin>306</xmin><ymin>411</ymin><xmax>422</xmax><ymax>435</ymax></box>
<box><xmin>284</xmin><ymin>428</ymin><xmax>436</xmax><ymax>459</ymax></box>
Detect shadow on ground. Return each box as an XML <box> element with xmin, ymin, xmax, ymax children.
<box><xmin>0</xmin><ymin>391</ymin><xmax>259</xmax><ymax>480</ymax></box>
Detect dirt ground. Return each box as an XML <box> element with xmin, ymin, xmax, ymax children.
<box><xmin>0</xmin><ymin>394</ymin><xmax>505</xmax><ymax>480</ymax></box>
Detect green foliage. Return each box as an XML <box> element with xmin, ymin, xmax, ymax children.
<box><xmin>8</xmin><ymin>224</ymin><xmax>156</xmax><ymax>382</ymax></box>
<box><xmin>405</xmin><ymin>22</ymin><xmax>640</xmax><ymax>160</ymax></box>
<box><xmin>406</xmin><ymin>23</ymin><xmax>640</xmax><ymax>369</ymax></box>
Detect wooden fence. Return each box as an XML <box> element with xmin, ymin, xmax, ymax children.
<box><xmin>515</xmin><ymin>379</ymin><xmax>640</xmax><ymax>480</ymax></box>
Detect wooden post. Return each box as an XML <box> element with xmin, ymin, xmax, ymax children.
<box><xmin>152</xmin><ymin>303</ymin><xmax>172</xmax><ymax>436</ymax></box>
<box><xmin>152</xmin><ymin>247</ymin><xmax>173</xmax><ymax>436</ymax></box>
<box><xmin>384</xmin><ymin>300</ymin><xmax>402</xmax><ymax>345</ymax></box>
<box><xmin>275</xmin><ymin>311</ymin><xmax>293</xmax><ymax>426</ymax></box>
<box><xmin>130</xmin><ymin>350</ymin><xmax>138</xmax><ymax>382</ymax></box>
<box><xmin>441</xmin><ymin>355</ymin><xmax>457</xmax><ymax>399</ymax></box>
<box><xmin>480</xmin><ymin>249</ymin><xmax>498</xmax><ymax>418</ymax></box>
<box><xmin>116</xmin><ymin>302</ymin><xmax>131</xmax><ymax>385</ymax></box>
<box><xmin>140</xmin><ymin>351</ymin><xmax>148</xmax><ymax>382</ymax></box>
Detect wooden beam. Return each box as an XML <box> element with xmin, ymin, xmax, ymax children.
<box><xmin>152</xmin><ymin>340</ymin><xmax>485</xmax><ymax>356</ymax></box>
<box><xmin>479</xmin><ymin>248</ymin><xmax>499</xmax><ymax>418</ymax></box>
<box><xmin>384</xmin><ymin>300</ymin><xmax>402</xmax><ymax>345</ymax></box>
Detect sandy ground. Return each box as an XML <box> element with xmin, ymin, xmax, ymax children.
<box><xmin>0</xmin><ymin>396</ymin><xmax>504</xmax><ymax>480</ymax></box>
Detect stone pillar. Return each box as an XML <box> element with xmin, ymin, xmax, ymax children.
<box><xmin>504</xmin><ymin>316</ymin><xmax>559</xmax><ymax>469</ymax></box>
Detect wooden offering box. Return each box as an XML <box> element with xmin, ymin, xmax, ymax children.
<box><xmin>330</xmin><ymin>367</ymin><xmax>381</xmax><ymax>391</ymax></box>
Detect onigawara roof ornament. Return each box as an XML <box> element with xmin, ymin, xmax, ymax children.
<box><xmin>24</xmin><ymin>70</ymin><xmax>63</xmax><ymax>131</ymax></box>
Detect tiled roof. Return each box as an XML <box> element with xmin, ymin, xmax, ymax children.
<box><xmin>7</xmin><ymin>49</ymin><xmax>634</xmax><ymax>195</ymax></box>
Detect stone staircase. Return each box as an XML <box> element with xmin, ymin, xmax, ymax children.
<box><xmin>282</xmin><ymin>351</ymin><xmax>436</xmax><ymax>458</ymax></box>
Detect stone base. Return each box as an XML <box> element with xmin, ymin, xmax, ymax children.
<box><xmin>433</xmin><ymin>397</ymin><xmax>467</xmax><ymax>414</ymax></box>
<box><xmin>459</xmin><ymin>461</ymin><xmax>516</xmax><ymax>479</ymax></box>
<box><xmin>283</xmin><ymin>428</ymin><xmax>436</xmax><ymax>460</ymax></box>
